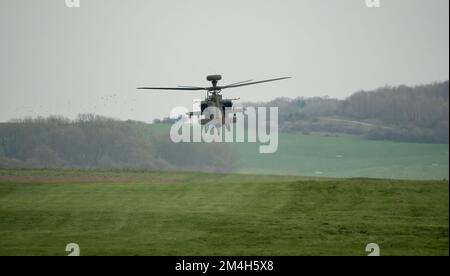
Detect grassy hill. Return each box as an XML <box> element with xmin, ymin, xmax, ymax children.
<box><xmin>0</xmin><ymin>169</ymin><xmax>448</xmax><ymax>256</ymax></box>
<box><xmin>1</xmin><ymin>120</ymin><xmax>448</xmax><ymax>180</ymax></box>
<box><xmin>141</xmin><ymin>124</ymin><xmax>449</xmax><ymax>180</ymax></box>
<box><xmin>233</xmin><ymin>132</ymin><xmax>449</xmax><ymax>180</ymax></box>
<box><xmin>249</xmin><ymin>81</ymin><xmax>449</xmax><ymax>143</ymax></box>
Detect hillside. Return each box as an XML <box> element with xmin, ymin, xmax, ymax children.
<box><xmin>241</xmin><ymin>81</ymin><xmax>449</xmax><ymax>143</ymax></box>
<box><xmin>0</xmin><ymin>116</ymin><xmax>236</xmax><ymax>173</ymax></box>
<box><xmin>1</xmin><ymin>119</ymin><xmax>448</xmax><ymax>180</ymax></box>
<box><xmin>1</xmin><ymin>81</ymin><xmax>448</xmax><ymax>178</ymax></box>
<box><xmin>232</xmin><ymin>133</ymin><xmax>449</xmax><ymax>180</ymax></box>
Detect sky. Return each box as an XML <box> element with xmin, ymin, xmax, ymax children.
<box><xmin>0</xmin><ymin>0</ymin><xmax>448</xmax><ymax>123</ymax></box>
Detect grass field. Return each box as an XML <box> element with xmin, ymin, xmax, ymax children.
<box><xmin>0</xmin><ymin>169</ymin><xmax>448</xmax><ymax>256</ymax></box>
<box><xmin>232</xmin><ymin>133</ymin><xmax>449</xmax><ymax>180</ymax></box>
<box><xmin>149</xmin><ymin>124</ymin><xmax>449</xmax><ymax>180</ymax></box>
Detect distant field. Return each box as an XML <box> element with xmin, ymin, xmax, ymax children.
<box><xmin>232</xmin><ymin>133</ymin><xmax>449</xmax><ymax>180</ymax></box>
<box><xmin>147</xmin><ymin>124</ymin><xmax>449</xmax><ymax>180</ymax></box>
<box><xmin>0</xmin><ymin>169</ymin><xmax>448</xmax><ymax>256</ymax></box>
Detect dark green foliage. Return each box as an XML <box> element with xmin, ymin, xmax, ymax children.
<box><xmin>0</xmin><ymin>115</ymin><xmax>236</xmax><ymax>172</ymax></box>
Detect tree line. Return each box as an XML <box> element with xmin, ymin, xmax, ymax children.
<box><xmin>242</xmin><ymin>81</ymin><xmax>449</xmax><ymax>143</ymax></box>
<box><xmin>0</xmin><ymin>114</ymin><xmax>237</xmax><ymax>171</ymax></box>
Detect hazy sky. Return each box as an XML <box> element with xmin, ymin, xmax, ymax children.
<box><xmin>0</xmin><ymin>0</ymin><xmax>448</xmax><ymax>122</ymax></box>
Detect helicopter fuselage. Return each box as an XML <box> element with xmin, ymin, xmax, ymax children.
<box><xmin>199</xmin><ymin>93</ymin><xmax>236</xmax><ymax>125</ymax></box>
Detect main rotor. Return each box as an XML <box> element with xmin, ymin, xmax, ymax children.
<box><xmin>137</xmin><ymin>75</ymin><xmax>291</xmax><ymax>95</ymax></box>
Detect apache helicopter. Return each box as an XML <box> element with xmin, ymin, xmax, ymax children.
<box><xmin>137</xmin><ymin>75</ymin><xmax>291</xmax><ymax>125</ymax></box>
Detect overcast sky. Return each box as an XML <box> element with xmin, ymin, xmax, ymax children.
<box><xmin>0</xmin><ymin>0</ymin><xmax>448</xmax><ymax>122</ymax></box>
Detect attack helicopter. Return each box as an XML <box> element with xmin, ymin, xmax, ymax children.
<box><xmin>137</xmin><ymin>75</ymin><xmax>291</xmax><ymax>125</ymax></box>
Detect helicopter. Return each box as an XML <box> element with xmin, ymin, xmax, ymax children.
<box><xmin>137</xmin><ymin>75</ymin><xmax>291</xmax><ymax>125</ymax></box>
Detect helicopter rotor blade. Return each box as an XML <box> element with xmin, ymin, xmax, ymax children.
<box><xmin>137</xmin><ymin>86</ymin><xmax>206</xmax><ymax>91</ymax></box>
<box><xmin>178</xmin><ymin>85</ymin><xmax>206</xmax><ymax>89</ymax></box>
<box><xmin>223</xmin><ymin>80</ymin><xmax>253</xmax><ymax>87</ymax></box>
<box><xmin>220</xmin><ymin>77</ymin><xmax>291</xmax><ymax>90</ymax></box>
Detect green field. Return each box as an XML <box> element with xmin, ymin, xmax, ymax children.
<box><xmin>233</xmin><ymin>133</ymin><xmax>449</xmax><ymax>180</ymax></box>
<box><xmin>148</xmin><ymin>124</ymin><xmax>449</xmax><ymax>180</ymax></box>
<box><xmin>0</xmin><ymin>169</ymin><xmax>448</xmax><ymax>256</ymax></box>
